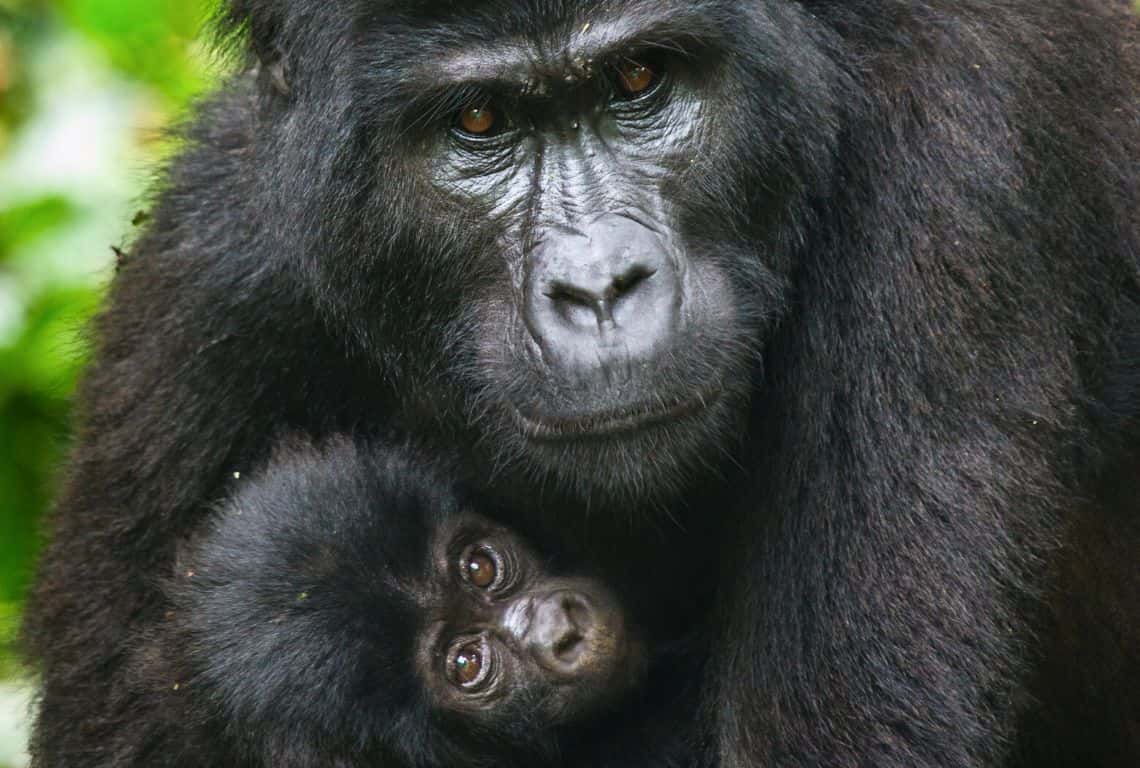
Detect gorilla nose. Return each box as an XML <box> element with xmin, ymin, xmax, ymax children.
<box><xmin>527</xmin><ymin>590</ymin><xmax>594</xmax><ymax>672</ymax></box>
<box><xmin>524</xmin><ymin>216</ymin><xmax>680</xmax><ymax>374</ymax></box>
<box><xmin>545</xmin><ymin>263</ymin><xmax>657</xmax><ymax>328</ymax></box>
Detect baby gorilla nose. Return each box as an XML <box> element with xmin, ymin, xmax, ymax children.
<box><xmin>528</xmin><ymin>590</ymin><xmax>596</xmax><ymax>673</ymax></box>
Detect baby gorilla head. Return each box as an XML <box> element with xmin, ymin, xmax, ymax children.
<box><xmin>425</xmin><ymin>519</ymin><xmax>634</xmax><ymax>723</ymax></box>
<box><xmin>167</xmin><ymin>437</ymin><xmax>642</xmax><ymax>766</ymax></box>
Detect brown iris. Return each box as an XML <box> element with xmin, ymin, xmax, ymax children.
<box><xmin>464</xmin><ymin>551</ymin><xmax>497</xmax><ymax>588</ymax></box>
<box><xmin>616</xmin><ymin>59</ymin><xmax>656</xmax><ymax>95</ymax></box>
<box><xmin>458</xmin><ymin>104</ymin><xmax>496</xmax><ymax>135</ymax></box>
<box><xmin>452</xmin><ymin>643</ymin><xmax>484</xmax><ymax>686</ymax></box>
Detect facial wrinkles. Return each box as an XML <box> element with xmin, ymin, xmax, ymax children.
<box><xmin>497</xmin><ymin>594</ymin><xmax>534</xmax><ymax>644</ymax></box>
<box><xmin>434</xmin><ymin>145</ymin><xmax>530</xmax><ymax>221</ymax></box>
<box><xmin>535</xmin><ymin>126</ymin><xmax>626</xmax><ymax>233</ymax></box>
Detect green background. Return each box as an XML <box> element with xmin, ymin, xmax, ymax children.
<box><xmin>0</xmin><ymin>1</ymin><xmax>211</xmax><ymax>763</ymax></box>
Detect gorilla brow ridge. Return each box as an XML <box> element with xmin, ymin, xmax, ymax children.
<box><xmin>404</xmin><ymin>3</ymin><xmax>727</xmax><ymax>100</ymax></box>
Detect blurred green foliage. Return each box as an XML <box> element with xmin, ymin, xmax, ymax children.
<box><xmin>0</xmin><ymin>1</ymin><xmax>212</xmax><ymax>762</ymax></box>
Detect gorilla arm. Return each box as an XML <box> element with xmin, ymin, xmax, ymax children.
<box><xmin>709</xmin><ymin>7</ymin><xmax>1138</xmax><ymax>764</ymax></box>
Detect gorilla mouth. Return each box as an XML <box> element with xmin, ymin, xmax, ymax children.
<box><xmin>512</xmin><ymin>389</ymin><xmax>720</xmax><ymax>441</ymax></box>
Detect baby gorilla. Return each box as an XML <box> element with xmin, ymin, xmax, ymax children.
<box><xmin>164</xmin><ymin>438</ymin><xmax>643</xmax><ymax>767</ymax></box>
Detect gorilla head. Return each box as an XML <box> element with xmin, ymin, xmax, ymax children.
<box><xmin>167</xmin><ymin>438</ymin><xmax>643</xmax><ymax>766</ymax></box>
<box><xmin>224</xmin><ymin>0</ymin><xmax>839</xmax><ymax>502</ymax></box>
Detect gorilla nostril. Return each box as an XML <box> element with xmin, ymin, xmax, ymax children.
<box><xmin>554</xmin><ymin>594</ymin><xmax>594</xmax><ymax>664</ymax></box>
<box><xmin>609</xmin><ymin>265</ymin><xmax>656</xmax><ymax>299</ymax></box>
<box><xmin>553</xmin><ymin>629</ymin><xmax>585</xmax><ymax>663</ymax></box>
<box><xmin>545</xmin><ymin>283</ymin><xmax>607</xmax><ymax>329</ymax></box>
<box><xmin>562</xmin><ymin>594</ymin><xmax>591</xmax><ymax>629</ymax></box>
<box><xmin>544</xmin><ymin>283</ymin><xmax>596</xmax><ymax>309</ymax></box>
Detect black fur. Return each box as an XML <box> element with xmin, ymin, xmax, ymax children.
<box><xmin>144</xmin><ymin>439</ymin><xmax>450</xmax><ymax>768</ymax></box>
<box><xmin>22</xmin><ymin>1</ymin><xmax>1140</xmax><ymax>767</ymax></box>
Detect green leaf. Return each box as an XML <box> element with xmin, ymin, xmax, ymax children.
<box><xmin>57</xmin><ymin>0</ymin><xmax>213</xmax><ymax>102</ymax></box>
<box><xmin>0</xmin><ymin>197</ymin><xmax>79</xmax><ymax>261</ymax></box>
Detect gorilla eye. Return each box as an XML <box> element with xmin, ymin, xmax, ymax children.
<box><xmin>463</xmin><ymin>548</ymin><xmax>498</xmax><ymax>588</ymax></box>
<box><xmin>448</xmin><ymin>640</ymin><xmax>490</xmax><ymax>688</ymax></box>
<box><xmin>457</xmin><ymin>104</ymin><xmax>498</xmax><ymax>136</ymax></box>
<box><xmin>614</xmin><ymin>58</ymin><xmax>659</xmax><ymax>97</ymax></box>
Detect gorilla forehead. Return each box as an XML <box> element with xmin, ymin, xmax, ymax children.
<box><xmin>348</xmin><ymin>0</ymin><xmax>742</xmax><ymax>121</ymax></box>
<box><xmin>379</xmin><ymin>0</ymin><xmax>733</xmax><ymax>82</ymax></box>
<box><xmin>368</xmin><ymin>0</ymin><xmax>727</xmax><ymax>36</ymax></box>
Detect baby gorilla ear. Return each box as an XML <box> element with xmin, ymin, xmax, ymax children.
<box><xmin>219</xmin><ymin>0</ymin><xmax>291</xmax><ymax>95</ymax></box>
<box><xmin>263</xmin><ymin>53</ymin><xmax>290</xmax><ymax>96</ymax></box>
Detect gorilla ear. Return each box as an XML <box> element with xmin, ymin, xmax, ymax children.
<box><xmin>263</xmin><ymin>54</ymin><xmax>292</xmax><ymax>97</ymax></box>
<box><xmin>219</xmin><ymin>0</ymin><xmax>291</xmax><ymax>96</ymax></box>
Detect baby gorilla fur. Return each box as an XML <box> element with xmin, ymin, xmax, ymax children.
<box><xmin>154</xmin><ymin>438</ymin><xmax>643</xmax><ymax>768</ymax></box>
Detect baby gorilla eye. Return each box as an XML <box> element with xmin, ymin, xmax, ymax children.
<box><xmin>463</xmin><ymin>548</ymin><xmax>498</xmax><ymax>588</ymax></box>
<box><xmin>449</xmin><ymin>640</ymin><xmax>489</xmax><ymax>688</ymax></box>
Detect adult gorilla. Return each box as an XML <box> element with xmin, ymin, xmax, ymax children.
<box><xmin>23</xmin><ymin>0</ymin><xmax>1140</xmax><ymax>766</ymax></box>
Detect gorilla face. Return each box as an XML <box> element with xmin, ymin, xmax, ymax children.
<box><xmin>439</xmin><ymin>37</ymin><xmax>759</xmax><ymax>501</ymax></box>
<box><xmin>270</xmin><ymin>0</ymin><xmax>840</xmax><ymax>501</ymax></box>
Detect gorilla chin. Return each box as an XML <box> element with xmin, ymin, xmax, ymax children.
<box><xmin>511</xmin><ymin>388</ymin><xmax>722</xmax><ymax>442</ymax></box>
